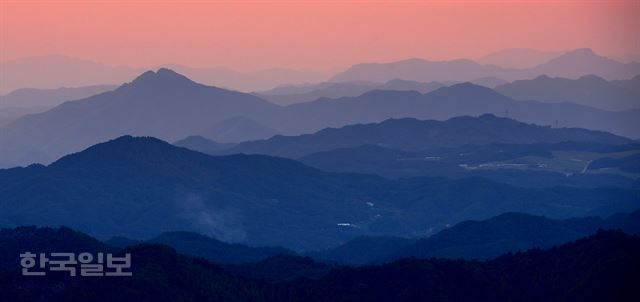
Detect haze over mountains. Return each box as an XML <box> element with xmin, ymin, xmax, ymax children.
<box><xmin>495</xmin><ymin>74</ymin><xmax>640</xmax><ymax>111</ymax></box>
<box><xmin>272</xmin><ymin>83</ymin><xmax>640</xmax><ymax>139</ymax></box>
<box><xmin>0</xmin><ymin>69</ymin><xmax>279</xmax><ymax>166</ymax></box>
<box><xmin>219</xmin><ymin>114</ymin><xmax>630</xmax><ymax>159</ymax></box>
<box><xmin>0</xmin><ymin>55</ymin><xmax>332</xmax><ymax>94</ymax></box>
<box><xmin>331</xmin><ymin>48</ymin><xmax>640</xmax><ymax>83</ymax></box>
<box><xmin>1</xmin><ymin>66</ymin><xmax>638</xmax><ymax>167</ymax></box>
<box><xmin>476</xmin><ymin>48</ymin><xmax>563</xmax><ymax>68</ymax></box>
<box><xmin>255</xmin><ymin>78</ymin><xmax>510</xmax><ymax>106</ymax></box>
<box><xmin>3</xmin><ymin>48</ymin><xmax>638</xmax><ymax>97</ymax></box>
<box><xmin>1</xmin><ymin>135</ymin><xmax>637</xmax><ymax>251</ymax></box>
<box><xmin>0</xmin><ymin>85</ymin><xmax>117</xmax><ymax>109</ymax></box>
<box><xmin>255</xmin><ymin>79</ymin><xmax>445</xmax><ymax>106</ymax></box>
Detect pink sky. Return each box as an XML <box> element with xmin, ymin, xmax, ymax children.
<box><xmin>1</xmin><ymin>0</ymin><xmax>639</xmax><ymax>71</ymax></box>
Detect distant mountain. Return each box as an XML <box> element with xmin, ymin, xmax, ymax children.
<box><xmin>614</xmin><ymin>53</ymin><xmax>640</xmax><ymax>64</ymax></box>
<box><xmin>222</xmin><ymin>114</ymin><xmax>631</xmax><ymax>159</ymax></box>
<box><xmin>149</xmin><ymin>231</ymin><xmax>293</xmax><ymax>264</ymax></box>
<box><xmin>477</xmin><ymin>48</ymin><xmax>563</xmax><ymax>68</ymax></box>
<box><xmin>0</xmin><ymin>55</ymin><xmax>141</xmax><ymax>95</ymax></box>
<box><xmin>330</xmin><ymin>57</ymin><xmax>511</xmax><ymax>83</ymax></box>
<box><xmin>1</xmin><ymin>136</ymin><xmax>637</xmax><ymax>251</ymax></box>
<box><xmin>0</xmin><ymin>68</ymin><xmax>279</xmax><ymax>166</ymax></box>
<box><xmin>3</xmin><ymin>69</ymin><xmax>639</xmax><ymax>168</ymax></box>
<box><xmin>496</xmin><ymin>74</ymin><xmax>640</xmax><ymax>111</ymax></box>
<box><xmin>173</xmin><ymin>135</ymin><xmax>236</xmax><ymax>153</ymax></box>
<box><xmin>612</xmin><ymin>75</ymin><xmax>640</xmax><ymax>99</ymax></box>
<box><xmin>0</xmin><ymin>85</ymin><xmax>117</xmax><ymax>109</ymax></box>
<box><xmin>199</xmin><ymin>116</ymin><xmax>278</xmax><ymax>143</ymax></box>
<box><xmin>272</xmin><ymin>83</ymin><xmax>640</xmax><ymax>139</ymax></box>
<box><xmin>160</xmin><ymin>64</ymin><xmax>333</xmax><ymax>92</ymax></box>
<box><xmin>530</xmin><ymin>48</ymin><xmax>640</xmax><ymax>80</ymax></box>
<box><xmin>256</xmin><ymin>79</ymin><xmax>444</xmax><ymax>105</ymax></box>
<box><xmin>330</xmin><ymin>48</ymin><xmax>640</xmax><ymax>83</ymax></box>
<box><xmin>311</xmin><ymin>210</ymin><xmax>640</xmax><ymax>265</ymax></box>
<box><xmin>0</xmin><ymin>85</ymin><xmax>117</xmax><ymax>128</ymax></box>
<box><xmin>0</xmin><ymin>106</ymin><xmax>49</xmax><ymax>128</ymax></box>
<box><xmin>0</xmin><ymin>55</ymin><xmax>332</xmax><ymax>94</ymax></box>
<box><xmin>469</xmin><ymin>77</ymin><xmax>509</xmax><ymax>88</ymax></box>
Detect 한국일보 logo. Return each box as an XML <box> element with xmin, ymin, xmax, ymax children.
<box><xmin>20</xmin><ymin>252</ymin><xmax>132</xmax><ymax>277</ymax></box>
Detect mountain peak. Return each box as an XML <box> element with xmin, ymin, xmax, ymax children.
<box><xmin>127</xmin><ymin>68</ymin><xmax>196</xmax><ymax>88</ymax></box>
<box><xmin>569</xmin><ymin>48</ymin><xmax>596</xmax><ymax>56</ymax></box>
<box><xmin>50</xmin><ymin>135</ymin><xmax>179</xmax><ymax>169</ymax></box>
<box><xmin>547</xmin><ymin>48</ymin><xmax>606</xmax><ymax>64</ymax></box>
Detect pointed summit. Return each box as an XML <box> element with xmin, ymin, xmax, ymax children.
<box><xmin>128</xmin><ymin>68</ymin><xmax>197</xmax><ymax>89</ymax></box>
<box><xmin>568</xmin><ymin>48</ymin><xmax>596</xmax><ymax>56</ymax></box>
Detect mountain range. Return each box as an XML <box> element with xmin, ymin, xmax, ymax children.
<box><xmin>311</xmin><ymin>210</ymin><xmax>640</xmax><ymax>265</ymax></box>
<box><xmin>0</xmin><ymin>135</ymin><xmax>638</xmax><ymax>251</ymax></box>
<box><xmin>0</xmin><ymin>55</ymin><xmax>332</xmax><ymax>94</ymax></box>
<box><xmin>1</xmin><ymin>227</ymin><xmax>638</xmax><ymax>301</ymax></box>
<box><xmin>255</xmin><ymin>78</ymin><xmax>513</xmax><ymax>106</ymax></box>
<box><xmin>254</xmin><ymin>79</ymin><xmax>444</xmax><ymax>105</ymax></box>
<box><xmin>273</xmin><ymin>83</ymin><xmax>640</xmax><ymax>139</ymax></box>
<box><xmin>496</xmin><ymin>74</ymin><xmax>640</xmax><ymax>111</ymax></box>
<box><xmin>0</xmin><ymin>85</ymin><xmax>116</xmax><ymax>109</ymax></box>
<box><xmin>331</xmin><ymin>48</ymin><xmax>640</xmax><ymax>83</ymax></box>
<box><xmin>0</xmin><ymin>68</ymin><xmax>279</xmax><ymax>166</ymax></box>
<box><xmin>476</xmin><ymin>48</ymin><xmax>564</xmax><ymax>68</ymax></box>
<box><xmin>1</xmin><ymin>67</ymin><xmax>639</xmax><ymax>168</ymax></box>
<box><xmin>218</xmin><ymin>114</ymin><xmax>631</xmax><ymax>159</ymax></box>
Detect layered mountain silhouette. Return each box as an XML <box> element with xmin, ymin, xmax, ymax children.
<box><xmin>0</xmin><ymin>84</ymin><xmax>116</xmax><ymax>109</ymax></box>
<box><xmin>173</xmin><ymin>135</ymin><xmax>236</xmax><ymax>153</ymax></box>
<box><xmin>1</xmin><ymin>227</ymin><xmax>638</xmax><ymax>301</ymax></box>
<box><xmin>255</xmin><ymin>79</ymin><xmax>444</xmax><ymax>105</ymax></box>
<box><xmin>331</xmin><ymin>48</ymin><xmax>640</xmax><ymax>83</ymax></box>
<box><xmin>0</xmin><ymin>85</ymin><xmax>118</xmax><ymax>127</ymax></box>
<box><xmin>219</xmin><ymin>114</ymin><xmax>631</xmax><ymax>159</ymax></box>
<box><xmin>0</xmin><ymin>68</ymin><xmax>279</xmax><ymax>166</ymax></box>
<box><xmin>1</xmin><ymin>136</ymin><xmax>638</xmax><ymax>251</ymax></box>
<box><xmin>310</xmin><ymin>210</ymin><xmax>640</xmax><ymax>265</ymax></box>
<box><xmin>330</xmin><ymin>57</ymin><xmax>511</xmax><ymax>83</ymax></box>
<box><xmin>159</xmin><ymin>64</ymin><xmax>332</xmax><ymax>92</ymax></box>
<box><xmin>1</xmin><ymin>68</ymin><xmax>639</xmax><ymax>168</ymax></box>
<box><xmin>199</xmin><ymin>116</ymin><xmax>278</xmax><ymax>143</ymax></box>
<box><xmin>0</xmin><ymin>55</ymin><xmax>331</xmax><ymax>94</ymax></box>
<box><xmin>256</xmin><ymin>78</ymin><xmax>511</xmax><ymax>106</ymax></box>
<box><xmin>496</xmin><ymin>74</ymin><xmax>640</xmax><ymax>111</ymax></box>
<box><xmin>529</xmin><ymin>48</ymin><xmax>640</xmax><ymax>80</ymax></box>
<box><xmin>0</xmin><ymin>106</ymin><xmax>49</xmax><ymax>128</ymax></box>
<box><xmin>0</xmin><ymin>55</ymin><xmax>140</xmax><ymax>94</ymax></box>
<box><xmin>477</xmin><ymin>48</ymin><xmax>563</xmax><ymax>69</ymax></box>
<box><xmin>270</xmin><ymin>82</ymin><xmax>640</xmax><ymax>139</ymax></box>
